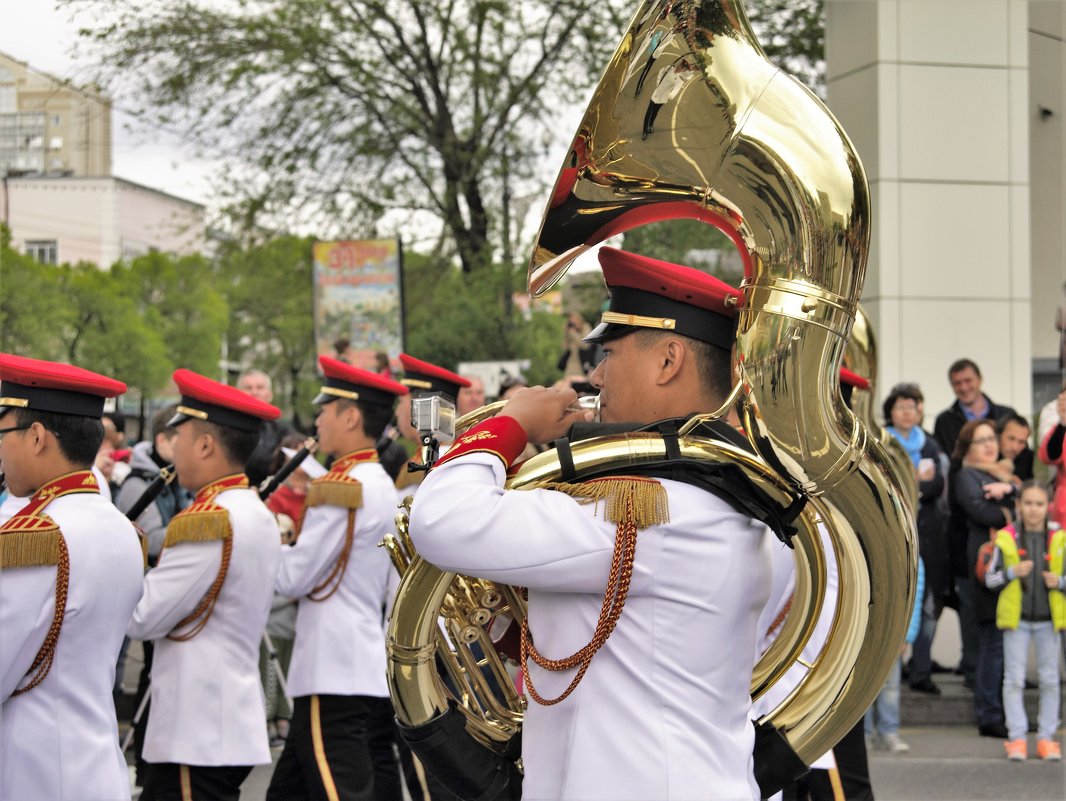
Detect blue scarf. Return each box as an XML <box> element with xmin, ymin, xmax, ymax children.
<box><xmin>887</xmin><ymin>425</ymin><xmax>925</xmax><ymax>468</ymax></box>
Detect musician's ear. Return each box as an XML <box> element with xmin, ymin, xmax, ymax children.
<box><xmin>191</xmin><ymin>421</ymin><xmax>216</xmax><ymax>460</ymax></box>
<box><xmin>338</xmin><ymin>399</ymin><xmax>363</xmax><ymax>434</ymax></box>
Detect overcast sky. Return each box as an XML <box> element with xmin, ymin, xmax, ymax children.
<box><xmin>0</xmin><ymin>0</ymin><xmax>218</xmax><ymax>206</ymax></box>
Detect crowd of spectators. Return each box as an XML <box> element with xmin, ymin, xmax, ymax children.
<box><xmin>864</xmin><ymin>358</ymin><xmax>1064</xmax><ymax>760</ymax></box>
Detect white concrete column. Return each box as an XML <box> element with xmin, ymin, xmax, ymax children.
<box><xmin>1028</xmin><ymin>2</ymin><xmax>1065</xmax><ymax>381</ymax></box>
<box><xmin>826</xmin><ymin>0</ymin><xmax>1032</xmax><ymax>416</ymax></box>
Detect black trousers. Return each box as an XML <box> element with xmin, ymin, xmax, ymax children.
<box><xmin>139</xmin><ymin>763</ymin><xmax>252</xmax><ymax>801</ymax></box>
<box><xmin>266</xmin><ymin>694</ymin><xmax>401</xmax><ymax>801</ymax></box>
<box><xmin>780</xmin><ymin>719</ymin><xmax>872</xmax><ymax>801</ymax></box>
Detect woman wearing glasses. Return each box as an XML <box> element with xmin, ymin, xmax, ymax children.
<box><xmin>949</xmin><ymin>419</ymin><xmax>1016</xmax><ymax>739</ymax></box>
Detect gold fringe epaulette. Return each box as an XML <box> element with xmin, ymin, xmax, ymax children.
<box><xmin>163</xmin><ymin>502</ymin><xmax>232</xmax><ymax>549</ymax></box>
<box><xmin>0</xmin><ymin>515</ymin><xmax>63</xmax><ymax>568</ymax></box>
<box><xmin>305</xmin><ymin>474</ymin><xmax>363</xmax><ymax>510</ymax></box>
<box><xmin>525</xmin><ymin>476</ymin><xmax>670</xmax><ymax>530</ymax></box>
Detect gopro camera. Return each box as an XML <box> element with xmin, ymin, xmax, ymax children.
<box><xmin>411</xmin><ymin>393</ymin><xmax>456</xmax><ymax>444</ymax></box>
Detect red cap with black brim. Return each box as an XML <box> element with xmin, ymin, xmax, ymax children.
<box><xmin>314</xmin><ymin>356</ymin><xmax>408</xmax><ymax>408</ymax></box>
<box><xmin>584</xmin><ymin>247</ymin><xmax>741</xmax><ymax>348</ymax></box>
<box><xmin>168</xmin><ymin>368</ymin><xmax>281</xmax><ymax>433</ymax></box>
<box><xmin>398</xmin><ymin>353</ymin><xmax>470</xmax><ymax>402</ymax></box>
<box><xmin>0</xmin><ymin>353</ymin><xmax>126</xmax><ymax>418</ymax></box>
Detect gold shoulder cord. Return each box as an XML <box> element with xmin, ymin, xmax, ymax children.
<box><xmin>0</xmin><ymin>518</ymin><xmax>70</xmax><ymax>695</ymax></box>
<box><xmin>301</xmin><ymin>475</ymin><xmax>363</xmax><ymax>603</ymax></box>
<box><xmin>519</xmin><ymin>477</ymin><xmax>668</xmax><ymax>705</ymax></box>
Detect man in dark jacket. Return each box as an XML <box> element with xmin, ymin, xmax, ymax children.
<box><xmin>934</xmin><ymin>359</ymin><xmax>1023</xmax><ymax>456</ymax></box>
<box><xmin>934</xmin><ymin>359</ymin><xmax>1033</xmax><ymax>696</ymax></box>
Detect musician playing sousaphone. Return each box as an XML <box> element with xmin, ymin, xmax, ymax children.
<box><xmin>128</xmin><ymin>369</ymin><xmax>282</xmax><ymax>800</ymax></box>
<box><xmin>0</xmin><ymin>353</ymin><xmax>144</xmax><ymax>801</ymax></box>
<box><xmin>409</xmin><ymin>248</ymin><xmax>789</xmax><ymax>800</ymax></box>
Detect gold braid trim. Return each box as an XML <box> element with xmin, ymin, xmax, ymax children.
<box><xmin>305</xmin><ymin>475</ymin><xmax>363</xmax><ymax>510</ymax></box>
<box><xmin>524</xmin><ymin>476</ymin><xmax>670</xmax><ymax>529</ymax></box>
<box><xmin>163</xmin><ymin>503</ymin><xmax>232</xmax><ymax>549</ymax></box>
<box><xmin>161</xmin><ymin>502</ymin><xmax>234</xmax><ymax>641</ymax></box>
<box><xmin>520</xmin><ymin>476</ymin><xmax>668</xmax><ymax>706</ymax></box>
<box><xmin>307</xmin><ymin>508</ymin><xmax>356</xmax><ymax>603</ymax></box>
<box><xmin>0</xmin><ymin>517</ymin><xmax>70</xmax><ymax>696</ymax></box>
<box><xmin>0</xmin><ymin>518</ymin><xmax>62</xmax><ymax>568</ymax></box>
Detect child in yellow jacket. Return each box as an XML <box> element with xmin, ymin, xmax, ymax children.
<box><xmin>984</xmin><ymin>481</ymin><xmax>1066</xmax><ymax>761</ymax></box>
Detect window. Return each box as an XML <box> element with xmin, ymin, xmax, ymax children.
<box><xmin>49</xmin><ymin>136</ymin><xmax>63</xmax><ymax>150</ymax></box>
<box><xmin>25</xmin><ymin>240</ymin><xmax>57</xmax><ymax>265</ymax></box>
<box><xmin>52</xmin><ymin>115</ymin><xmax>61</xmax><ymax>126</ymax></box>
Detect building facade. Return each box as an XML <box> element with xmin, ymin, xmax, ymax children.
<box><xmin>0</xmin><ymin>52</ymin><xmax>112</xmax><ymax>177</ymax></box>
<box><xmin>0</xmin><ymin>176</ymin><xmax>205</xmax><ymax>266</ymax></box>
<box><xmin>826</xmin><ymin>0</ymin><xmax>1064</xmax><ymax>420</ymax></box>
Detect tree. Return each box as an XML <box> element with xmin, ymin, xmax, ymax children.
<box><xmin>72</xmin><ymin>0</ymin><xmax>629</xmax><ymax>273</ymax></box>
<box><xmin>217</xmin><ymin>234</ymin><xmax>318</xmax><ymax>416</ymax></box>
<box><xmin>0</xmin><ymin>225</ymin><xmax>72</xmax><ymax>358</ymax></box>
<box><xmin>112</xmin><ymin>251</ymin><xmax>230</xmax><ymax>378</ymax></box>
<box><xmin>747</xmin><ymin>0</ymin><xmax>825</xmax><ymax>95</ymax></box>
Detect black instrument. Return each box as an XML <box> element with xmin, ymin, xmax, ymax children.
<box><xmin>258</xmin><ymin>436</ymin><xmax>318</xmax><ymax>501</ymax></box>
<box><xmin>123</xmin><ymin>465</ymin><xmax>177</xmax><ymax>521</ymax></box>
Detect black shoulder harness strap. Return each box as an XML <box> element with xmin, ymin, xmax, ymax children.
<box><xmin>553</xmin><ymin>417</ymin><xmax>806</xmax><ymax>545</ymax></box>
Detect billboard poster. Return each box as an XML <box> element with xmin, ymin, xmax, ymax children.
<box><xmin>312</xmin><ymin>239</ymin><xmax>404</xmax><ymax>370</ymax></box>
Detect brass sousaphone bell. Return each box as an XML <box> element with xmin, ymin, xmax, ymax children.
<box><xmin>386</xmin><ymin>0</ymin><xmax>918</xmax><ymax>791</ymax></box>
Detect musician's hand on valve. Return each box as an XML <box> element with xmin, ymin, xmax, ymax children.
<box><xmin>501</xmin><ymin>385</ymin><xmax>594</xmax><ymax>445</ymax></box>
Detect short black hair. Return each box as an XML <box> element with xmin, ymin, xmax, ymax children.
<box><xmin>997</xmin><ymin>413</ymin><xmax>1030</xmax><ymax>434</ymax></box>
<box><xmin>13</xmin><ymin>408</ymin><xmax>104</xmax><ymax>466</ymax></box>
<box><xmin>948</xmin><ymin>358</ymin><xmax>981</xmax><ymax>379</ymax></box>
<box><xmin>882</xmin><ymin>384</ymin><xmax>923</xmax><ymax>426</ymax></box>
<box><xmin>332</xmin><ymin>398</ymin><xmax>395</xmax><ymax>441</ymax></box>
<box><xmin>193</xmin><ymin>420</ymin><xmax>260</xmax><ymax>468</ymax></box>
<box><xmin>634</xmin><ymin>329</ymin><xmax>731</xmax><ymax>402</ymax></box>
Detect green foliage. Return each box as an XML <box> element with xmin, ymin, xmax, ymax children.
<box><xmin>112</xmin><ymin>252</ymin><xmax>229</xmax><ymax>378</ymax></box>
<box><xmin>0</xmin><ymin>225</ymin><xmax>71</xmax><ymax>357</ymax></box>
<box><xmin>621</xmin><ymin>220</ymin><xmax>736</xmax><ymax>277</ymax></box>
<box><xmin>402</xmin><ymin>250</ymin><xmax>570</xmax><ymax>384</ymax></box>
<box><xmin>217</xmin><ymin>234</ymin><xmax>319</xmax><ymax>418</ymax></box>
<box><xmin>0</xmin><ymin>228</ymin><xmax>226</xmax><ymax>397</ymax></box>
<box><xmin>61</xmin><ymin>261</ymin><xmax>172</xmax><ymax>394</ymax></box>
<box><xmin>72</xmin><ymin>0</ymin><xmax>629</xmax><ymax>272</ymax></box>
<box><xmin>747</xmin><ymin>0</ymin><xmax>825</xmax><ymax>94</ymax></box>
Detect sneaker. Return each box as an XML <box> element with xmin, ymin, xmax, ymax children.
<box><xmin>1036</xmin><ymin>740</ymin><xmax>1061</xmax><ymax>761</ymax></box>
<box><xmin>1005</xmin><ymin>739</ymin><xmax>1027</xmax><ymax>761</ymax></box>
<box><xmin>881</xmin><ymin>733</ymin><xmax>910</xmax><ymax>753</ymax></box>
<box><xmin>864</xmin><ymin>734</ymin><xmax>880</xmax><ymax>752</ymax></box>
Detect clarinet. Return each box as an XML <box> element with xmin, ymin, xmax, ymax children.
<box><xmin>258</xmin><ymin>436</ymin><xmax>318</xmax><ymax>502</ymax></box>
<box><xmin>124</xmin><ymin>464</ymin><xmax>177</xmax><ymax>521</ymax></box>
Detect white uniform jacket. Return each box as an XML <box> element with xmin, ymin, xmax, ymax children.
<box><xmin>1</xmin><ymin>488</ymin><xmax>144</xmax><ymax>801</ymax></box>
<box><xmin>276</xmin><ymin>458</ymin><xmax>395</xmax><ymax>698</ymax></box>
<box><xmin>127</xmin><ymin>484</ymin><xmax>280</xmax><ymax>766</ymax></box>
<box><xmin>409</xmin><ymin>448</ymin><xmax>774</xmax><ymax>801</ymax></box>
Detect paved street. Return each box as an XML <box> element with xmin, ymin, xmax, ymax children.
<box><xmin>121</xmin><ymin>643</ymin><xmax>1064</xmax><ymax>800</ymax></box>
<box><xmin>130</xmin><ymin>725</ymin><xmax>1063</xmax><ymax>801</ymax></box>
